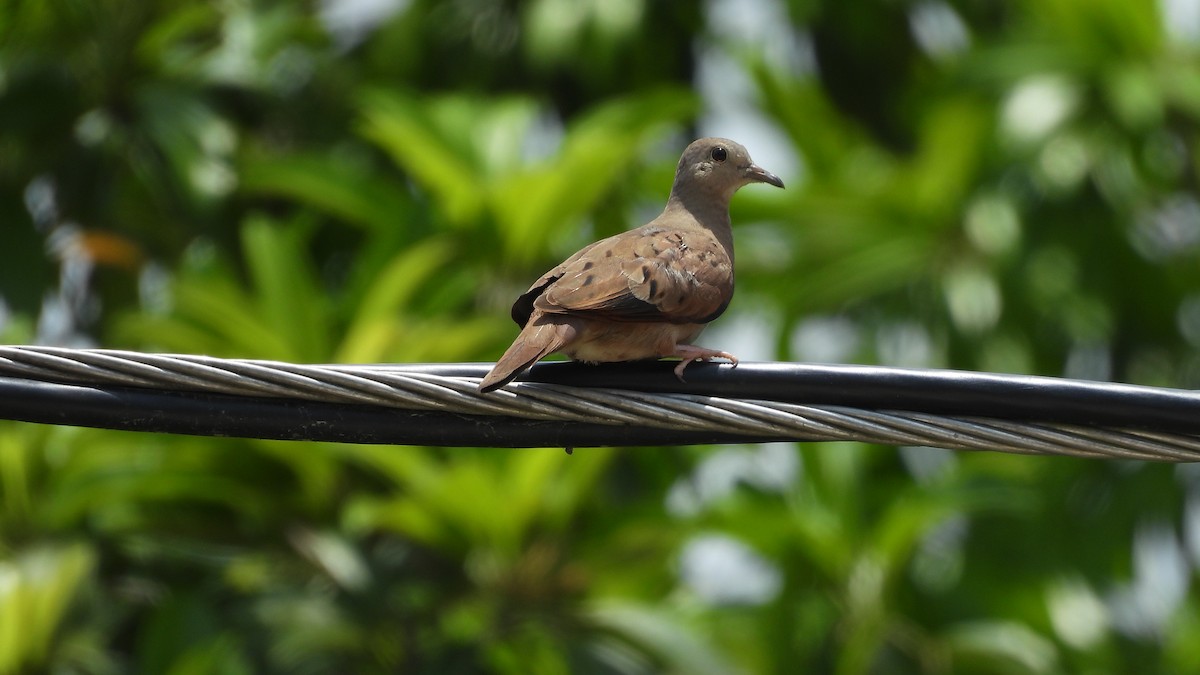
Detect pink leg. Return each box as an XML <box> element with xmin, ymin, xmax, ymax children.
<box><xmin>671</xmin><ymin>345</ymin><xmax>739</xmax><ymax>381</ymax></box>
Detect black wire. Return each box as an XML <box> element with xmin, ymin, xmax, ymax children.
<box><xmin>2</xmin><ymin>360</ymin><xmax>1198</xmax><ymax>447</ymax></box>
<box><xmin>0</xmin><ymin>377</ymin><xmax>780</xmax><ymax>447</ymax></box>
<box><xmin>386</xmin><ymin>361</ymin><xmax>1200</xmax><ymax>435</ymax></box>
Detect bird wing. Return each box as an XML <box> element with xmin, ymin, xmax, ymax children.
<box><xmin>512</xmin><ymin>226</ymin><xmax>733</xmax><ymax>327</ymax></box>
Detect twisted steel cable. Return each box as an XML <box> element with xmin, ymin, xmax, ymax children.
<box><xmin>0</xmin><ymin>345</ymin><xmax>1198</xmax><ymax>461</ymax></box>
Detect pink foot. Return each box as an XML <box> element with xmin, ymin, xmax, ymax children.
<box><xmin>671</xmin><ymin>345</ymin><xmax>739</xmax><ymax>381</ymax></box>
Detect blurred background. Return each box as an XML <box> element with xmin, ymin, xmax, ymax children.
<box><xmin>3</xmin><ymin>0</ymin><xmax>1200</xmax><ymax>672</ymax></box>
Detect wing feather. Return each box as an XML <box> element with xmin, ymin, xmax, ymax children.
<box><xmin>515</xmin><ymin>226</ymin><xmax>733</xmax><ymax>326</ymax></box>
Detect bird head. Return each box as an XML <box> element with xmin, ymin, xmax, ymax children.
<box><xmin>672</xmin><ymin>137</ymin><xmax>785</xmax><ymax>202</ymax></box>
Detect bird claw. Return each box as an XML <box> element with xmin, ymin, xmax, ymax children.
<box><xmin>672</xmin><ymin>348</ymin><xmax>739</xmax><ymax>382</ymax></box>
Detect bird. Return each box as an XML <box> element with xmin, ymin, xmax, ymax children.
<box><xmin>478</xmin><ymin>137</ymin><xmax>784</xmax><ymax>393</ymax></box>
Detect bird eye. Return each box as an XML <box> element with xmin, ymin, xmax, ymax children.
<box><xmin>710</xmin><ymin>146</ymin><xmax>727</xmax><ymax>162</ymax></box>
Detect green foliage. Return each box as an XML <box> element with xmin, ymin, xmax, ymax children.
<box><xmin>2</xmin><ymin>0</ymin><xmax>1200</xmax><ymax>673</ymax></box>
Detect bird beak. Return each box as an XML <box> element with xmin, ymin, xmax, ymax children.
<box><xmin>746</xmin><ymin>163</ymin><xmax>785</xmax><ymax>188</ymax></box>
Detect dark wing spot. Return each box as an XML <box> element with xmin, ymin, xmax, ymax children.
<box><xmin>582</xmin><ymin>274</ymin><xmax>594</xmax><ymax>286</ymax></box>
<box><xmin>605</xmin><ymin>249</ymin><xmax>614</xmax><ymax>257</ymax></box>
<box><xmin>511</xmin><ymin>274</ymin><xmax>560</xmax><ymax>326</ymax></box>
<box><xmin>641</xmin><ymin>264</ymin><xmax>651</xmax><ymax>278</ymax></box>
<box><xmin>591</xmin><ymin>294</ymin><xmax>669</xmax><ymax>321</ymax></box>
<box><xmin>648</xmin><ymin>279</ymin><xmax>659</xmax><ymax>299</ymax></box>
<box><xmin>582</xmin><ymin>261</ymin><xmax>594</xmax><ymax>270</ymax></box>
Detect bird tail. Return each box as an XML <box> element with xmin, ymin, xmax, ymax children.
<box><xmin>478</xmin><ymin>318</ymin><xmax>576</xmax><ymax>393</ymax></box>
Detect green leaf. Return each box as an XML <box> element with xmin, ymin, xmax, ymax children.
<box><xmin>358</xmin><ymin>90</ymin><xmax>498</xmax><ymax>225</ymax></box>
<box><xmin>239</xmin><ymin>152</ymin><xmax>414</xmax><ymax>234</ymax></box>
<box><xmin>241</xmin><ymin>216</ymin><xmax>331</xmax><ymax>361</ymax></box>
<box><xmin>947</xmin><ymin>621</ymin><xmax>1060</xmax><ymax>674</ymax></box>
<box><xmin>0</xmin><ymin>544</ymin><xmax>95</xmax><ymax>674</ymax></box>
<box><xmin>490</xmin><ymin>88</ymin><xmax>696</xmax><ymax>263</ymax></box>
<box><xmin>585</xmin><ymin>601</ymin><xmax>738</xmax><ymax>675</ymax></box>
<box><xmin>337</xmin><ymin>238</ymin><xmax>456</xmax><ymax>362</ymax></box>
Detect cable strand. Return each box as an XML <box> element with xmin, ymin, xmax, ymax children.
<box><xmin>0</xmin><ymin>346</ymin><xmax>1198</xmax><ymax>460</ymax></box>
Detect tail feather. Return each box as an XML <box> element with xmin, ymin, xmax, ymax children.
<box><xmin>478</xmin><ymin>318</ymin><xmax>576</xmax><ymax>393</ymax></box>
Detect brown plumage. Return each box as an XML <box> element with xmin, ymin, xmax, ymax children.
<box><xmin>478</xmin><ymin>138</ymin><xmax>784</xmax><ymax>393</ymax></box>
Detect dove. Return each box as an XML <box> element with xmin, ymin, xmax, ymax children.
<box><xmin>478</xmin><ymin>137</ymin><xmax>783</xmax><ymax>393</ymax></box>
